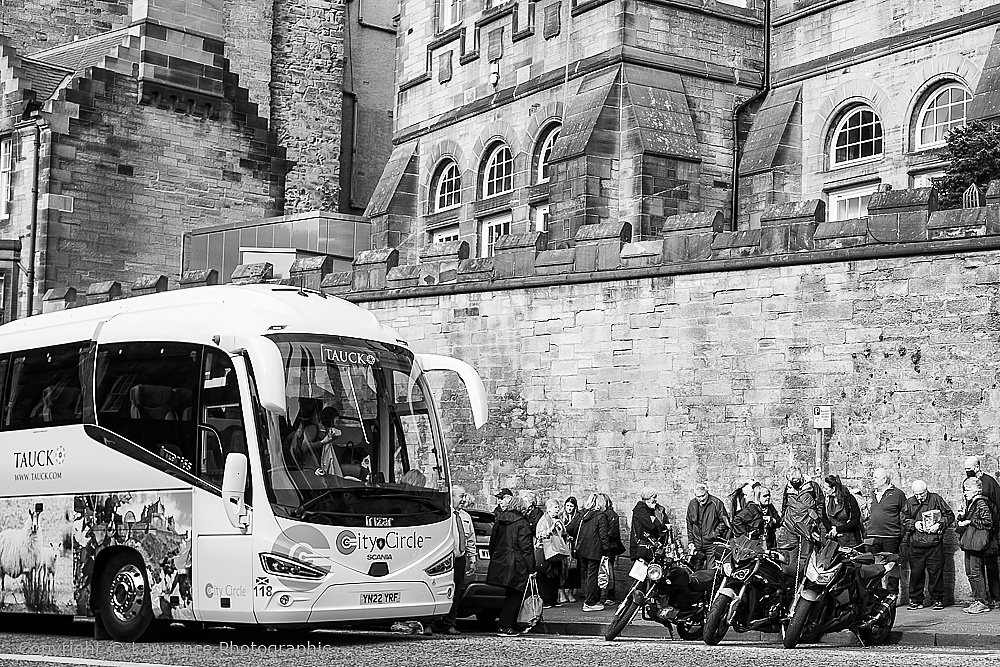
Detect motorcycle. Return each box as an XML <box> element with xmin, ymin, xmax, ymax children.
<box><xmin>782</xmin><ymin>537</ymin><xmax>898</xmax><ymax>649</ymax></box>
<box><xmin>604</xmin><ymin>529</ymin><xmax>716</xmax><ymax>641</ymax></box>
<box><xmin>703</xmin><ymin>535</ymin><xmax>796</xmax><ymax>645</ymax></box>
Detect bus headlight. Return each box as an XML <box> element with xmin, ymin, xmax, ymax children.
<box><xmin>259</xmin><ymin>552</ymin><xmax>327</xmax><ymax>580</ymax></box>
<box><xmin>647</xmin><ymin>564</ymin><xmax>664</xmax><ymax>581</ymax></box>
<box><xmin>425</xmin><ymin>554</ymin><xmax>454</xmax><ymax>577</ymax></box>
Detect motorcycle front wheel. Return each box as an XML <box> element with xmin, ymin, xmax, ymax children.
<box><xmin>702</xmin><ymin>595</ymin><xmax>730</xmax><ymax>645</ymax></box>
<box><xmin>782</xmin><ymin>597</ymin><xmax>815</xmax><ymax>649</ymax></box>
<box><xmin>604</xmin><ymin>595</ymin><xmax>642</xmax><ymax>641</ymax></box>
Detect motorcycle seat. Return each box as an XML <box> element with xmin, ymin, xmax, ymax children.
<box><xmin>860</xmin><ymin>563</ymin><xmax>886</xmax><ymax>581</ymax></box>
<box><xmin>689</xmin><ymin>569</ymin><xmax>716</xmax><ymax>591</ymax></box>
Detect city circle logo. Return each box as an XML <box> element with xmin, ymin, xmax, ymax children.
<box><xmin>205</xmin><ymin>583</ymin><xmax>214</xmax><ymax>599</ymax></box>
<box><xmin>336</xmin><ymin>530</ymin><xmax>358</xmax><ymax>555</ymax></box>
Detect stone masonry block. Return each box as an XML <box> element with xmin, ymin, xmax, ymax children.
<box><xmin>760</xmin><ymin>199</ymin><xmax>826</xmax><ymax>226</ymax></box>
<box><xmin>231</xmin><ymin>262</ymin><xmax>274</xmax><ymax>284</ymax></box>
<box><xmin>86</xmin><ymin>280</ymin><xmax>122</xmax><ymax>304</ymax></box>
<box><xmin>868</xmin><ymin>187</ymin><xmax>937</xmax><ymax>214</ymax></box>
<box><xmin>131</xmin><ymin>274</ymin><xmax>169</xmax><ymax>297</ymax></box>
<box><xmin>41</xmin><ymin>287</ymin><xmax>77</xmax><ymax>313</ymax></box>
<box><xmin>661</xmin><ymin>210</ymin><xmax>725</xmax><ymax>236</ymax></box>
<box><xmin>180</xmin><ymin>269</ymin><xmax>218</xmax><ymax>289</ymax></box>
<box><xmin>620</xmin><ymin>240</ymin><xmax>664</xmax><ymax>267</ymax></box>
<box><xmin>387</xmin><ymin>264</ymin><xmax>421</xmax><ymax>289</ymax></box>
<box><xmin>987</xmin><ymin>180</ymin><xmax>1000</xmax><ymax>205</ymax></box>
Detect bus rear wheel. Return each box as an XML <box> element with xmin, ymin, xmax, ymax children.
<box><xmin>98</xmin><ymin>551</ymin><xmax>155</xmax><ymax>642</ymax></box>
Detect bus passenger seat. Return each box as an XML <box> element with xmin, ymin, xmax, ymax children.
<box><xmin>30</xmin><ymin>382</ymin><xmax>82</xmax><ymax>423</ymax></box>
<box><xmin>130</xmin><ymin>385</ymin><xmax>177</xmax><ymax>420</ymax></box>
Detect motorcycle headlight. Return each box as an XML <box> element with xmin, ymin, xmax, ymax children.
<box><xmin>806</xmin><ymin>560</ymin><xmax>841</xmax><ymax>585</ymax></box>
<box><xmin>722</xmin><ymin>562</ymin><xmax>733</xmax><ymax>576</ymax></box>
<box><xmin>647</xmin><ymin>564</ymin><xmax>664</xmax><ymax>581</ymax></box>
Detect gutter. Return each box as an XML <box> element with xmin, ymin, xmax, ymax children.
<box><xmin>14</xmin><ymin>115</ymin><xmax>42</xmax><ymax>318</ymax></box>
<box><xmin>730</xmin><ymin>0</ymin><xmax>771</xmax><ymax>230</ymax></box>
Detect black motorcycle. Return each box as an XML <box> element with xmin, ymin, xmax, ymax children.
<box><xmin>703</xmin><ymin>535</ymin><xmax>796</xmax><ymax>645</ymax></box>
<box><xmin>604</xmin><ymin>531</ymin><xmax>715</xmax><ymax>641</ymax></box>
<box><xmin>782</xmin><ymin>538</ymin><xmax>898</xmax><ymax>649</ymax></box>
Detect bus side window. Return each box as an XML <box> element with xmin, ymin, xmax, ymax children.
<box><xmin>200</xmin><ymin>349</ymin><xmax>251</xmax><ymax>502</ymax></box>
<box><xmin>5</xmin><ymin>342</ymin><xmax>86</xmax><ymax>430</ymax></box>
<box><xmin>94</xmin><ymin>343</ymin><xmax>200</xmax><ymax>472</ymax></box>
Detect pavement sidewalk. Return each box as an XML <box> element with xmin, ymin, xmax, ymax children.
<box><xmin>526</xmin><ymin>601</ymin><xmax>1000</xmax><ymax>648</ymax></box>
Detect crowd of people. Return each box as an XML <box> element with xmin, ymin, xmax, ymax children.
<box><xmin>461</xmin><ymin>454</ymin><xmax>1000</xmax><ymax>635</ymax></box>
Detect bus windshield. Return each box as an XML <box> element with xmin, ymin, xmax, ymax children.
<box><xmin>262</xmin><ymin>334</ymin><xmax>449</xmax><ymax>526</ymax></box>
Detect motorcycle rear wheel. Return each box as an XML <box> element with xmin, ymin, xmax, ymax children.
<box><xmin>604</xmin><ymin>597</ymin><xmax>641</xmax><ymax>641</ymax></box>
<box><xmin>782</xmin><ymin>598</ymin><xmax>815</xmax><ymax>649</ymax></box>
<box><xmin>702</xmin><ymin>595</ymin><xmax>730</xmax><ymax>645</ymax></box>
<box><xmin>858</xmin><ymin>604</ymin><xmax>896</xmax><ymax>645</ymax></box>
<box><xmin>676</xmin><ymin>620</ymin><xmax>704</xmax><ymax>641</ymax></box>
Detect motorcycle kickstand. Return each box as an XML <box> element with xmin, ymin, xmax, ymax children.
<box><xmin>851</xmin><ymin>628</ymin><xmax>868</xmax><ymax>648</ymax></box>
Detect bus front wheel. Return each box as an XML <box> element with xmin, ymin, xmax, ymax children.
<box><xmin>98</xmin><ymin>551</ymin><xmax>155</xmax><ymax>642</ymax></box>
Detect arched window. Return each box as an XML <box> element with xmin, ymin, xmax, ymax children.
<box><xmin>831</xmin><ymin>106</ymin><xmax>883</xmax><ymax>167</ymax></box>
<box><xmin>481</xmin><ymin>143</ymin><xmax>514</xmax><ymax>198</ymax></box>
<box><xmin>916</xmin><ymin>83</ymin><xmax>971</xmax><ymax>150</ymax></box>
<box><xmin>533</xmin><ymin>124</ymin><xmax>560</xmax><ymax>184</ymax></box>
<box><xmin>431</xmin><ymin>160</ymin><xmax>461</xmax><ymax>212</ymax></box>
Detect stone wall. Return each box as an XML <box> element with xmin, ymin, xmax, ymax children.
<box><xmin>0</xmin><ymin>0</ymin><xmax>130</xmax><ymax>52</ymax></box>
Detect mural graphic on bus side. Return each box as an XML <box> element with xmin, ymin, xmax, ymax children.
<box><xmin>0</xmin><ymin>492</ymin><xmax>192</xmax><ymax>620</ymax></box>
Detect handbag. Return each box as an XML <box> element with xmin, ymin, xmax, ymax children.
<box><xmin>544</xmin><ymin>533</ymin><xmax>571</xmax><ymax>561</ymax></box>
<box><xmin>517</xmin><ymin>574</ymin><xmax>543</xmax><ymax>627</ymax></box>
<box><xmin>961</xmin><ymin>525</ymin><xmax>990</xmax><ymax>552</ymax></box>
<box><xmin>597</xmin><ymin>556</ymin><xmax>611</xmax><ymax>589</ymax></box>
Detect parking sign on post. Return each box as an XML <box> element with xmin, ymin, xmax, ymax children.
<box><xmin>813</xmin><ymin>405</ymin><xmax>832</xmax><ymax>430</ymax></box>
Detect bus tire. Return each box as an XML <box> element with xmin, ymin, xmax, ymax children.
<box><xmin>97</xmin><ymin>551</ymin><xmax>155</xmax><ymax>642</ymax></box>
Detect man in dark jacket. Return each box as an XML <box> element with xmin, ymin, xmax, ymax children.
<box><xmin>965</xmin><ymin>456</ymin><xmax>1000</xmax><ymax>606</ymax></box>
<box><xmin>686</xmin><ymin>483</ymin><xmax>730</xmax><ymax>570</ymax></box>
<box><xmin>867</xmin><ymin>468</ymin><xmax>907</xmax><ymax>596</ymax></box>
<box><xmin>778</xmin><ymin>466</ymin><xmax>824</xmax><ymax>573</ymax></box>
<box><xmin>904</xmin><ymin>479</ymin><xmax>954</xmax><ymax>610</ymax></box>
<box><xmin>487</xmin><ymin>494</ymin><xmax>536</xmax><ymax>635</ymax></box>
<box><xmin>630</xmin><ymin>486</ymin><xmax>668</xmax><ymax>561</ymax></box>
<box><xmin>493</xmin><ymin>487</ymin><xmax>514</xmax><ymax>519</ymax></box>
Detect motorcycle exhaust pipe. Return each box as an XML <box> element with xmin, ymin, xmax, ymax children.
<box><xmin>860</xmin><ymin>594</ymin><xmax>897</xmax><ymax>629</ymax></box>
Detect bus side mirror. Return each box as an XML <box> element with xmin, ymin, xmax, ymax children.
<box><xmin>239</xmin><ymin>336</ymin><xmax>287</xmax><ymax>416</ymax></box>
<box><xmin>222</xmin><ymin>453</ymin><xmax>250</xmax><ymax>531</ymax></box>
<box><xmin>415</xmin><ymin>353</ymin><xmax>488</xmax><ymax>429</ymax></box>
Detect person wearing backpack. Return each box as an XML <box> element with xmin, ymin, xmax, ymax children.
<box><xmin>903</xmin><ymin>479</ymin><xmax>953</xmax><ymax>610</ymax></box>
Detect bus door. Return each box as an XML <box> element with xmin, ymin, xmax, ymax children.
<box><xmin>192</xmin><ymin>349</ymin><xmax>255</xmax><ymax>623</ymax></box>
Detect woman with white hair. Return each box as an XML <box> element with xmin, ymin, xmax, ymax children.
<box><xmin>535</xmin><ymin>498</ymin><xmax>568</xmax><ymax>608</ymax></box>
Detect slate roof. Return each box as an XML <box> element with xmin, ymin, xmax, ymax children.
<box><xmin>28</xmin><ymin>27</ymin><xmax>132</xmax><ymax>75</ymax></box>
<box><xmin>739</xmin><ymin>85</ymin><xmax>801</xmax><ymax>176</ymax></box>
<box><xmin>16</xmin><ymin>58</ymin><xmax>73</xmax><ymax>103</ymax></box>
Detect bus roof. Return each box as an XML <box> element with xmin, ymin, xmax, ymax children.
<box><xmin>0</xmin><ymin>285</ymin><xmax>403</xmax><ymax>352</ymax></box>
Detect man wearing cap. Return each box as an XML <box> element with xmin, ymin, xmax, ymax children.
<box><xmin>494</xmin><ymin>488</ymin><xmax>514</xmax><ymax>519</ymax></box>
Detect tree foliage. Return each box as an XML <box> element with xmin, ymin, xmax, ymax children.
<box><xmin>936</xmin><ymin>120</ymin><xmax>1000</xmax><ymax>209</ymax></box>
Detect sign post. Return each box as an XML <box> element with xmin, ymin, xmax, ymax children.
<box><xmin>813</xmin><ymin>406</ymin><xmax>832</xmax><ymax>476</ymax></box>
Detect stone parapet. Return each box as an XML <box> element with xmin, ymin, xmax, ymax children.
<box><xmin>289</xmin><ymin>255</ymin><xmax>334</xmax><ymax>291</ymax></box>
<box><xmin>312</xmin><ymin>189</ymin><xmax>1000</xmax><ymax>298</ymax></box>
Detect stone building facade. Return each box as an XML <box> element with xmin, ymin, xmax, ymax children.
<box><xmin>0</xmin><ymin>0</ymin><xmax>395</xmax><ymax>320</ymax></box>
<box><xmin>354</xmin><ymin>0</ymin><xmax>1000</xmax><ymax>598</ymax></box>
